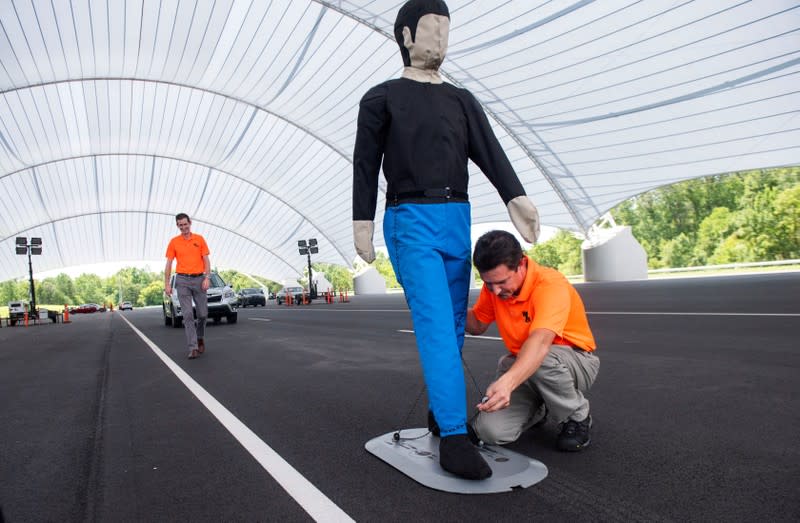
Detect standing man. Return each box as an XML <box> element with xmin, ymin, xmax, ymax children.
<box><xmin>353</xmin><ymin>0</ymin><xmax>540</xmax><ymax>480</ymax></box>
<box><xmin>165</xmin><ymin>213</ymin><xmax>211</xmax><ymax>360</ymax></box>
<box><xmin>468</xmin><ymin>230</ymin><xmax>600</xmax><ymax>451</ymax></box>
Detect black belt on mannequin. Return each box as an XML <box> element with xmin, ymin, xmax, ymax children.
<box><xmin>387</xmin><ymin>187</ymin><xmax>469</xmax><ymax>206</ymax></box>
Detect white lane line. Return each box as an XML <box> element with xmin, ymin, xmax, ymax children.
<box><xmin>249</xmin><ymin>318</ymin><xmax>272</xmax><ymax>322</ymax></box>
<box><xmin>587</xmin><ymin>311</ymin><xmax>799</xmax><ymax>316</ymax></box>
<box><xmin>397</xmin><ymin>329</ymin><xmax>503</xmax><ymax>341</ymax></box>
<box><xmin>118</xmin><ymin>315</ymin><xmax>354</xmax><ymax>523</ymax></box>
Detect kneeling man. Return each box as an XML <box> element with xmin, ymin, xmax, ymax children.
<box><xmin>468</xmin><ymin>231</ymin><xmax>600</xmax><ymax>451</ymax></box>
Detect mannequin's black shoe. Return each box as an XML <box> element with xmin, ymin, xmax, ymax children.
<box><xmin>439</xmin><ymin>434</ymin><xmax>492</xmax><ymax>480</ymax></box>
<box><xmin>427</xmin><ymin>410</ymin><xmax>440</xmax><ymax>437</ymax></box>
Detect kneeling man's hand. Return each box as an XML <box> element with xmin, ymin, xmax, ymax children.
<box><xmin>477</xmin><ymin>376</ymin><xmax>514</xmax><ymax>412</ymax></box>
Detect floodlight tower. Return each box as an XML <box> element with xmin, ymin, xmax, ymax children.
<box><xmin>297</xmin><ymin>238</ymin><xmax>318</xmax><ymax>298</ymax></box>
<box><xmin>15</xmin><ymin>237</ymin><xmax>42</xmax><ymax>312</ymax></box>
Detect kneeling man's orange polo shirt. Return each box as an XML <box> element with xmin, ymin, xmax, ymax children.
<box><xmin>472</xmin><ymin>256</ymin><xmax>596</xmax><ymax>354</ymax></box>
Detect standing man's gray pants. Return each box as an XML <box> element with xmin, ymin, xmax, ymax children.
<box><xmin>474</xmin><ymin>345</ymin><xmax>600</xmax><ymax>445</ymax></box>
<box><xmin>176</xmin><ymin>274</ymin><xmax>207</xmax><ymax>351</ymax></box>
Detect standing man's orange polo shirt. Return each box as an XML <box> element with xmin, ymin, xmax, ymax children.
<box><xmin>472</xmin><ymin>256</ymin><xmax>596</xmax><ymax>354</ymax></box>
<box><xmin>165</xmin><ymin>234</ymin><xmax>210</xmax><ymax>274</ymax></box>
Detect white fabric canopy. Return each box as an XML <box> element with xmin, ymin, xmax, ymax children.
<box><xmin>1</xmin><ymin>0</ymin><xmax>798</xmax><ymax>282</ymax></box>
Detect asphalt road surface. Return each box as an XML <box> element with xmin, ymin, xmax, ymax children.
<box><xmin>1</xmin><ymin>272</ymin><xmax>798</xmax><ymax>522</ymax></box>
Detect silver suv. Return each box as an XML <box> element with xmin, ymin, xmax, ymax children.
<box><xmin>163</xmin><ymin>272</ymin><xmax>238</xmax><ymax>327</ymax></box>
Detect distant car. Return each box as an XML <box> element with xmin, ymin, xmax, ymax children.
<box><xmin>162</xmin><ymin>272</ymin><xmax>238</xmax><ymax>327</ymax></box>
<box><xmin>72</xmin><ymin>303</ymin><xmax>99</xmax><ymax>314</ymax></box>
<box><xmin>238</xmin><ymin>288</ymin><xmax>267</xmax><ymax>307</ymax></box>
<box><xmin>275</xmin><ymin>286</ymin><xmax>305</xmax><ymax>305</ymax></box>
<box><xmin>119</xmin><ymin>301</ymin><xmax>133</xmax><ymax>310</ymax></box>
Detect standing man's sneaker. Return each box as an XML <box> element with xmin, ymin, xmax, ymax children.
<box><xmin>197</xmin><ymin>338</ymin><xmax>205</xmax><ymax>354</ymax></box>
<box><xmin>188</xmin><ymin>349</ymin><xmax>199</xmax><ymax>359</ymax></box>
<box><xmin>557</xmin><ymin>415</ymin><xmax>591</xmax><ymax>451</ymax></box>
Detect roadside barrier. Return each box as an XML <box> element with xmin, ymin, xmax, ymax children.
<box><xmin>24</xmin><ymin>311</ymin><xmax>29</xmax><ymax>327</ymax></box>
<box><xmin>63</xmin><ymin>304</ymin><xmax>71</xmax><ymax>323</ymax></box>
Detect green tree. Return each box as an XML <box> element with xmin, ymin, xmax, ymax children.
<box><xmin>527</xmin><ymin>230</ymin><xmax>584</xmax><ymax>275</ymax></box>
<box><xmin>138</xmin><ymin>281</ymin><xmax>165</xmax><ymax>306</ymax></box>
<box><xmin>73</xmin><ymin>274</ymin><xmax>105</xmax><ymax>304</ymax></box>
<box><xmin>218</xmin><ymin>269</ymin><xmax>260</xmax><ymax>291</ymax></box>
<box><xmin>772</xmin><ymin>185</ymin><xmax>800</xmax><ymax>258</ymax></box>
<box><xmin>310</xmin><ymin>263</ymin><xmax>353</xmax><ymax>292</ymax></box>
<box><xmin>53</xmin><ymin>273</ymin><xmax>77</xmax><ymax>304</ymax></box>
<box><xmin>0</xmin><ymin>280</ymin><xmax>21</xmax><ymax>303</ymax></box>
<box><xmin>36</xmin><ymin>278</ymin><xmax>69</xmax><ymax>305</ymax></box>
<box><xmin>373</xmin><ymin>251</ymin><xmax>399</xmax><ymax>288</ymax></box>
<box><xmin>708</xmin><ymin>236</ymin><xmax>753</xmax><ymax>264</ymax></box>
<box><xmin>692</xmin><ymin>207</ymin><xmax>736</xmax><ymax>265</ymax></box>
<box><xmin>659</xmin><ymin>233</ymin><xmax>694</xmax><ymax>268</ymax></box>
<box><xmin>613</xmin><ymin>167</ymin><xmax>799</xmax><ymax>267</ymax></box>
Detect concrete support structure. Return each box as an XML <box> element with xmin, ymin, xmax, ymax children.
<box><xmin>582</xmin><ymin>217</ymin><xmax>648</xmax><ymax>282</ymax></box>
<box><xmin>354</xmin><ymin>267</ymin><xmax>387</xmax><ymax>294</ymax></box>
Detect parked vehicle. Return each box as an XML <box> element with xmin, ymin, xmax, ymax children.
<box><xmin>162</xmin><ymin>272</ymin><xmax>238</xmax><ymax>327</ymax></box>
<box><xmin>275</xmin><ymin>286</ymin><xmax>305</xmax><ymax>305</ymax></box>
<box><xmin>238</xmin><ymin>288</ymin><xmax>267</xmax><ymax>307</ymax></box>
<box><xmin>72</xmin><ymin>303</ymin><xmax>99</xmax><ymax>314</ymax></box>
<box><xmin>119</xmin><ymin>301</ymin><xmax>133</xmax><ymax>310</ymax></box>
<box><xmin>8</xmin><ymin>301</ymin><xmax>29</xmax><ymax>326</ymax></box>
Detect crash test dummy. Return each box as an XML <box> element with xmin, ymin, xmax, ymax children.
<box><xmin>353</xmin><ymin>0</ymin><xmax>540</xmax><ymax>480</ymax></box>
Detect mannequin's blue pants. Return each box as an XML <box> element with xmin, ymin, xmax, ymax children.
<box><xmin>384</xmin><ymin>202</ymin><xmax>472</xmax><ymax>437</ymax></box>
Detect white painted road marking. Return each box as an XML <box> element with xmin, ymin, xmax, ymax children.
<box><xmin>249</xmin><ymin>318</ymin><xmax>272</xmax><ymax>322</ymax></box>
<box><xmin>397</xmin><ymin>329</ymin><xmax>503</xmax><ymax>341</ymax></box>
<box><xmin>118</xmin><ymin>314</ymin><xmax>354</xmax><ymax>523</ymax></box>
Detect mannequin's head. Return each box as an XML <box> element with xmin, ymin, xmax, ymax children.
<box><xmin>394</xmin><ymin>0</ymin><xmax>450</xmax><ymax>70</ymax></box>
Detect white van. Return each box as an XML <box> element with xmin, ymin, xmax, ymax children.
<box><xmin>8</xmin><ymin>301</ymin><xmax>29</xmax><ymax>326</ymax></box>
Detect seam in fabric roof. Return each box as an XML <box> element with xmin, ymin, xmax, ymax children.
<box><xmin>449</xmin><ymin>0</ymin><xmax>595</xmax><ymax>56</ymax></box>
<box><xmin>2</xmin><ymin>209</ymin><xmax>304</xmax><ymax>277</ymax></box>
<box><xmin>0</xmin><ymin>152</ymin><xmax>353</xmax><ymax>265</ymax></box>
<box><xmin>531</xmin><ymin>59</ymin><xmax>800</xmax><ymax>127</ymax></box>
<box><xmin>504</xmin><ymin>13</ymin><xmax>799</xmax><ymax>105</ymax></box>
<box><xmin>265</xmin><ymin>4</ymin><xmax>326</xmax><ymax>105</ymax></box>
<box><xmin>0</xmin><ymin>77</ymin><xmax>354</xmax><ymax>162</ymax></box>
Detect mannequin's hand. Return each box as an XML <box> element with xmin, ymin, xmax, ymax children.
<box><xmin>507</xmin><ymin>196</ymin><xmax>540</xmax><ymax>244</ymax></box>
<box><xmin>353</xmin><ymin>220</ymin><xmax>376</xmax><ymax>263</ymax></box>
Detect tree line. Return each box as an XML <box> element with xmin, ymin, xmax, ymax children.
<box><xmin>0</xmin><ymin>265</ymin><xmax>355</xmax><ymax>308</ymax></box>
<box><xmin>528</xmin><ymin>167</ymin><xmax>799</xmax><ymax>275</ymax></box>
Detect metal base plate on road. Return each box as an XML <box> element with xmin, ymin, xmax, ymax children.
<box><xmin>365</xmin><ymin>428</ymin><xmax>548</xmax><ymax>494</ymax></box>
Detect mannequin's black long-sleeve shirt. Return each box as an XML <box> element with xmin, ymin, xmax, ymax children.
<box><xmin>353</xmin><ymin>78</ymin><xmax>526</xmax><ymax>221</ymax></box>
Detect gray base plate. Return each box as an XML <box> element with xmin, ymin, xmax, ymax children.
<box><xmin>365</xmin><ymin>428</ymin><xmax>548</xmax><ymax>494</ymax></box>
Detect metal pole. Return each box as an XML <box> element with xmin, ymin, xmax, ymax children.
<box><xmin>307</xmin><ymin>251</ymin><xmax>314</xmax><ymax>298</ymax></box>
<box><xmin>28</xmin><ymin>247</ymin><xmax>36</xmax><ymax>312</ymax></box>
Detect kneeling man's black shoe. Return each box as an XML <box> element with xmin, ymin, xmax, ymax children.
<box><xmin>439</xmin><ymin>434</ymin><xmax>492</xmax><ymax>480</ymax></box>
<box><xmin>557</xmin><ymin>415</ymin><xmax>592</xmax><ymax>451</ymax></box>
